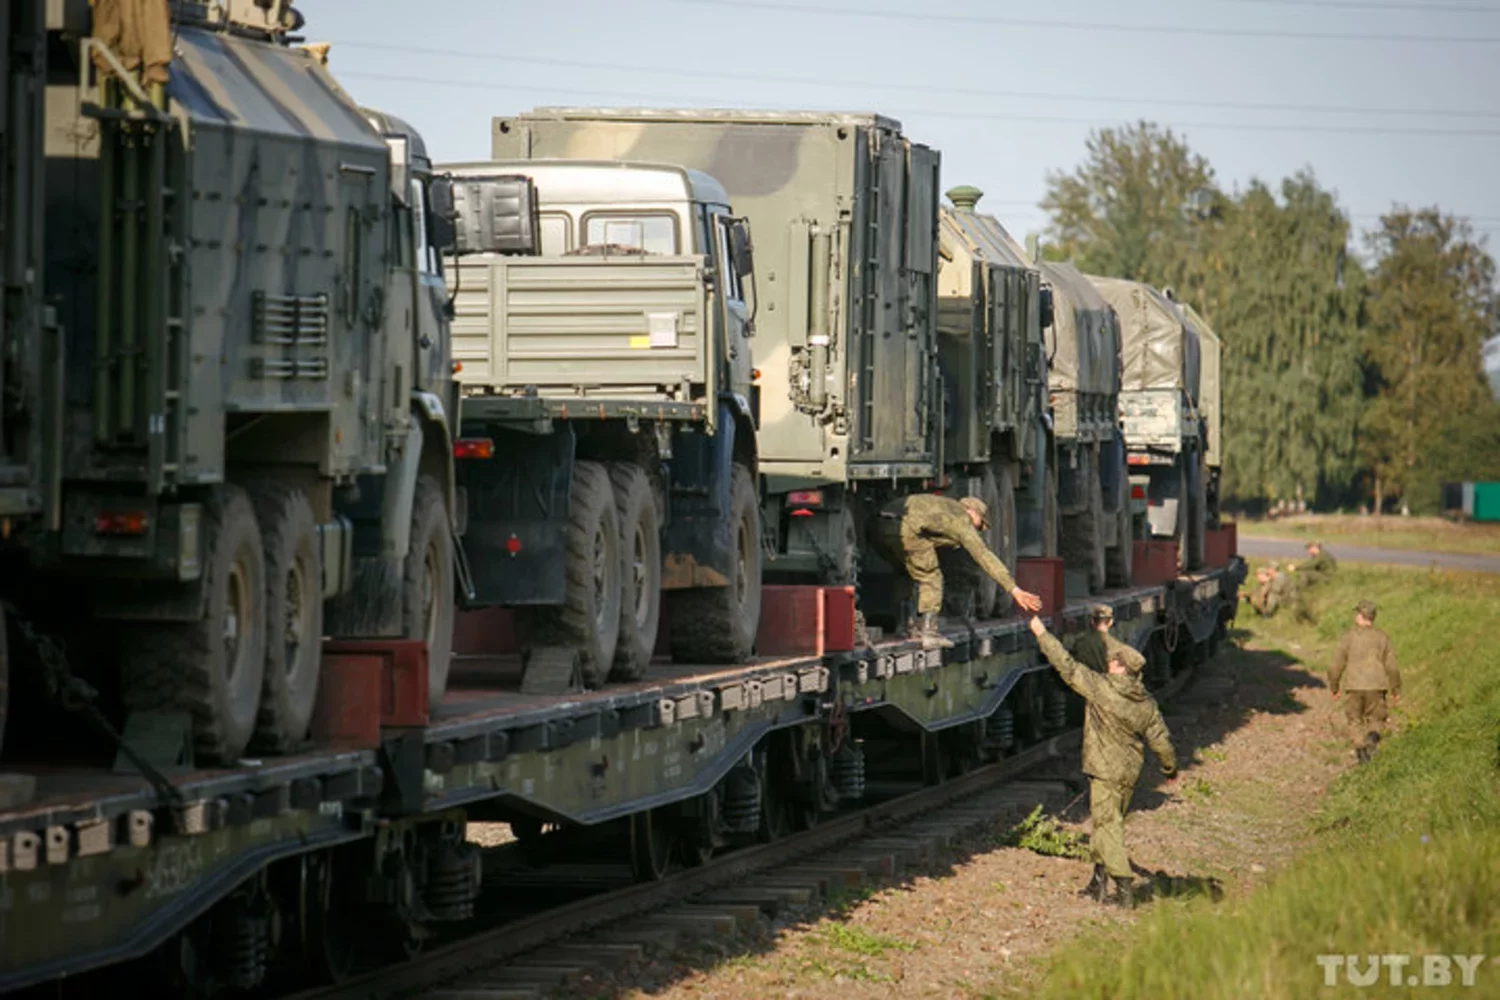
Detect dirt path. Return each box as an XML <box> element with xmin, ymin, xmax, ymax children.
<box><xmin>565</xmin><ymin>632</ymin><xmax>1350</xmax><ymax>1000</ymax></box>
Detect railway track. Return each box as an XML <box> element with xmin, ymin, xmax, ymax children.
<box><xmin>286</xmin><ymin>664</ymin><xmax>1207</xmax><ymax>1000</ymax></box>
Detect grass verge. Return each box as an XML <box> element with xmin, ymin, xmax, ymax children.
<box><xmin>1011</xmin><ymin>564</ymin><xmax>1500</xmax><ymax>1000</ymax></box>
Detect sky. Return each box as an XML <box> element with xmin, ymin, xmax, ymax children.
<box><xmin>305</xmin><ymin>0</ymin><xmax>1500</xmax><ymax>254</ymax></box>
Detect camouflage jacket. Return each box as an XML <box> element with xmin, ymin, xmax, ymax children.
<box><xmin>1073</xmin><ymin>631</ymin><xmax>1147</xmax><ymax>674</ymax></box>
<box><xmin>1301</xmin><ymin>551</ymin><xmax>1337</xmax><ymax>584</ymax></box>
<box><xmin>895</xmin><ymin>494</ymin><xmax>1018</xmax><ymax>593</ymax></box>
<box><xmin>1038</xmin><ymin>631</ymin><xmax>1176</xmax><ymax>786</ymax></box>
<box><xmin>1329</xmin><ymin>626</ymin><xmax>1401</xmax><ymax>695</ymax></box>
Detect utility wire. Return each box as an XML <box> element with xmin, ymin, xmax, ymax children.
<box><xmin>662</xmin><ymin>0</ymin><xmax>1500</xmax><ymax>44</ymax></box>
<box><xmin>339</xmin><ymin>70</ymin><xmax>1500</xmax><ymax>138</ymax></box>
<box><xmin>335</xmin><ymin>41</ymin><xmax>1500</xmax><ymax>122</ymax></box>
<box><xmin>1216</xmin><ymin>0</ymin><xmax>1500</xmax><ymax>12</ymax></box>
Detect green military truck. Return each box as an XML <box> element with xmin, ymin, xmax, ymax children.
<box><xmin>935</xmin><ymin>187</ymin><xmax>1054</xmax><ymax>616</ymax></box>
<box><xmin>443</xmin><ymin>160</ymin><xmax>761</xmax><ymax>686</ymax></box>
<box><xmin>489</xmin><ymin>109</ymin><xmax>941</xmax><ymax>597</ymax></box>
<box><xmin>1038</xmin><ymin>261</ymin><xmax>1134</xmax><ymax>593</ymax></box>
<box><xmin>1176</xmin><ymin>299</ymin><xmax>1222</xmax><ymax>528</ymax></box>
<box><xmin>1088</xmin><ymin>277</ymin><xmax>1206</xmax><ymax>571</ymax></box>
<box><xmin>0</xmin><ymin>0</ymin><xmax>461</xmax><ymax>764</ymax></box>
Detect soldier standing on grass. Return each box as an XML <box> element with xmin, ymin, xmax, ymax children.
<box><xmin>871</xmin><ymin>494</ymin><xmax>1043</xmax><ymax>650</ymax></box>
<box><xmin>1028</xmin><ymin>615</ymin><xmax>1177</xmax><ymax>906</ymax></box>
<box><xmin>1329</xmin><ymin>600</ymin><xmax>1401</xmax><ymax>764</ymax></box>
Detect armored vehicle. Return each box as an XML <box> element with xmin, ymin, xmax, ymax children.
<box><xmin>1039</xmin><ymin>261</ymin><xmax>1133</xmax><ymax>593</ymax></box>
<box><xmin>935</xmin><ymin>186</ymin><xmax>1054</xmax><ymax>616</ymax></box>
<box><xmin>1087</xmin><ymin>276</ymin><xmax>1205</xmax><ymax>570</ymax></box>
<box><xmin>443</xmin><ymin>159</ymin><xmax>761</xmax><ymax>686</ymax></box>
<box><xmin>0</xmin><ymin>0</ymin><xmax>459</xmax><ymax>764</ymax></box>
<box><xmin>490</xmin><ymin>108</ymin><xmax>941</xmax><ymax>595</ymax></box>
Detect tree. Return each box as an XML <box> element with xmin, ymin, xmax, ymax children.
<box><xmin>1040</xmin><ymin>121</ymin><xmax>1218</xmax><ymax>283</ymax></box>
<box><xmin>1362</xmin><ymin>210</ymin><xmax>1499</xmax><ymax>514</ymax></box>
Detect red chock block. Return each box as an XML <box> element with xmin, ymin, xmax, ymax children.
<box><xmin>322</xmin><ymin>639</ymin><xmax>430</xmax><ymax>729</ymax></box>
<box><xmin>1132</xmin><ymin>541</ymin><xmax>1179</xmax><ymax>586</ymax></box>
<box><xmin>1016</xmin><ymin>557</ymin><xmax>1065</xmax><ymax>617</ymax></box>
<box><xmin>310</xmin><ymin>650</ymin><xmax>384</xmax><ymax>750</ymax></box>
<box><xmin>756</xmin><ymin>585</ymin><xmax>826</xmax><ymax>657</ymax></box>
<box><xmin>822</xmin><ymin>586</ymin><xmax>856</xmax><ymax>653</ymax></box>
<box><xmin>1204</xmin><ymin>527</ymin><xmax>1235</xmax><ymax>568</ymax></box>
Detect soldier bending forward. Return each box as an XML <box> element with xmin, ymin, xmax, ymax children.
<box><xmin>1029</xmin><ymin>615</ymin><xmax>1176</xmax><ymax>905</ymax></box>
<box><xmin>872</xmin><ymin>494</ymin><xmax>1042</xmax><ymax>650</ymax></box>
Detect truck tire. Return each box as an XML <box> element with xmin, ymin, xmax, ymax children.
<box><xmin>1174</xmin><ymin>463</ymin><xmax>1190</xmax><ymax>573</ymax></box>
<box><xmin>1105</xmin><ymin>481</ymin><xmax>1134</xmax><ymax>588</ymax></box>
<box><xmin>1188</xmin><ymin>449</ymin><xmax>1208</xmax><ymax>571</ymax></box>
<box><xmin>1042</xmin><ymin>457</ymin><xmax>1060</xmax><ymax>558</ymax></box>
<box><xmin>250</xmin><ymin>485</ymin><xmax>323</xmax><ymax>754</ymax></box>
<box><xmin>988</xmin><ymin>463</ymin><xmax>1019</xmax><ymax>617</ymax></box>
<box><xmin>406</xmin><ymin>476</ymin><xmax>456</xmax><ymax>702</ymax></box>
<box><xmin>1061</xmin><ymin>445</ymin><xmax>1106</xmax><ymax>593</ymax></box>
<box><xmin>667</xmin><ymin>463</ymin><xmax>760</xmax><ymax>663</ymax></box>
<box><xmin>609</xmin><ymin>463</ymin><xmax>661</xmax><ymax>682</ymax></box>
<box><xmin>120</xmin><ymin>485</ymin><xmax>267</xmax><ymax>765</ymax></box>
<box><xmin>0</xmin><ymin>604</ymin><xmax>8</xmax><ymax>758</ymax></box>
<box><xmin>517</xmin><ymin>462</ymin><xmax>621</xmax><ymax>688</ymax></box>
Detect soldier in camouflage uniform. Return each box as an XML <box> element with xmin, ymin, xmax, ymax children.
<box><xmin>1074</xmin><ymin>604</ymin><xmax>1147</xmax><ymax>675</ymax></box>
<box><xmin>1296</xmin><ymin>541</ymin><xmax>1338</xmax><ymax>588</ymax></box>
<box><xmin>1329</xmin><ymin>600</ymin><xmax>1401</xmax><ymax>763</ymax></box>
<box><xmin>1247</xmin><ymin>563</ymin><xmax>1313</xmax><ymax>622</ymax></box>
<box><xmin>873</xmin><ymin>495</ymin><xmax>1042</xmax><ymax>650</ymax></box>
<box><xmin>1029</xmin><ymin>615</ymin><xmax>1177</xmax><ymax>906</ymax></box>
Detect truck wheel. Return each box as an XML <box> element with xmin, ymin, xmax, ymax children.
<box><xmin>1042</xmin><ymin>458</ymin><xmax>1060</xmax><ymax>558</ymax></box>
<box><xmin>1174</xmin><ymin>463</ymin><xmax>1190</xmax><ymax>573</ymax></box>
<box><xmin>250</xmin><ymin>486</ymin><xmax>323</xmax><ymax>754</ymax></box>
<box><xmin>667</xmin><ymin>463</ymin><xmax>760</xmax><ymax>663</ymax></box>
<box><xmin>121</xmin><ymin>485</ymin><xmax>267</xmax><ymax>765</ymax></box>
<box><xmin>1105</xmin><ymin>484</ymin><xmax>1135</xmax><ymax>588</ymax></box>
<box><xmin>406</xmin><ymin>476</ymin><xmax>456</xmax><ymax>702</ymax></box>
<box><xmin>0</xmin><ymin>604</ymin><xmax>8</xmax><ymax>758</ymax></box>
<box><xmin>1188</xmin><ymin>449</ymin><xmax>1208</xmax><ymax>571</ymax></box>
<box><xmin>609</xmin><ymin>463</ymin><xmax>661</xmax><ymax>682</ymax></box>
<box><xmin>1061</xmin><ymin>445</ymin><xmax>1106</xmax><ymax>593</ymax></box>
<box><xmin>518</xmin><ymin>462</ymin><xmax>621</xmax><ymax>687</ymax></box>
<box><xmin>988</xmin><ymin>464</ymin><xmax>1019</xmax><ymax>617</ymax></box>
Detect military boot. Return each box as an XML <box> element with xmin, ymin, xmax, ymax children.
<box><xmin>1078</xmin><ymin>864</ymin><xmax>1107</xmax><ymax>899</ymax></box>
<box><xmin>1354</xmin><ymin>745</ymin><xmax>1370</xmax><ymax>765</ymax></box>
<box><xmin>1105</xmin><ymin>876</ymin><xmax>1137</xmax><ymax>909</ymax></box>
<box><xmin>918</xmin><ymin>612</ymin><xmax>954</xmax><ymax>651</ymax></box>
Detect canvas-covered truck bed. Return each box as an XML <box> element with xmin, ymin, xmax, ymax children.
<box><xmin>1089</xmin><ymin>276</ymin><xmax>1201</xmax><ymax>452</ymax></box>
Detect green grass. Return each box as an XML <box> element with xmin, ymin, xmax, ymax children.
<box><xmin>1235</xmin><ymin>514</ymin><xmax>1500</xmax><ymax>557</ymax></box>
<box><xmin>818</xmin><ymin>922</ymin><xmax>919</xmax><ymax>957</ymax></box>
<box><xmin>1009</xmin><ymin>565</ymin><xmax>1500</xmax><ymax>1000</ymax></box>
<box><xmin>1003</xmin><ymin>803</ymin><xmax>1092</xmax><ymax>860</ymax></box>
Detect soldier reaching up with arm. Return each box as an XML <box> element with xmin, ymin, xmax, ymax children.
<box><xmin>1028</xmin><ymin>615</ymin><xmax>1175</xmax><ymax>906</ymax></box>
<box><xmin>871</xmin><ymin>494</ymin><xmax>1043</xmax><ymax>650</ymax></box>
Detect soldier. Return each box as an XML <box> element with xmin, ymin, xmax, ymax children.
<box><xmin>1243</xmin><ymin>566</ymin><xmax>1273</xmax><ymax>614</ymax></box>
<box><xmin>1329</xmin><ymin>600</ymin><xmax>1401</xmax><ymax>764</ymax></box>
<box><xmin>1298</xmin><ymin>541</ymin><xmax>1338</xmax><ymax>588</ymax></box>
<box><xmin>872</xmin><ymin>494</ymin><xmax>1043</xmax><ymax>650</ymax></box>
<box><xmin>1028</xmin><ymin>615</ymin><xmax>1177</xmax><ymax>906</ymax></box>
<box><xmin>1074</xmin><ymin>604</ymin><xmax>1147</xmax><ymax>675</ymax></box>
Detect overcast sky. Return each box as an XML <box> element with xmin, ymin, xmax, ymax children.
<box><xmin>307</xmin><ymin>0</ymin><xmax>1500</xmax><ymax>252</ymax></box>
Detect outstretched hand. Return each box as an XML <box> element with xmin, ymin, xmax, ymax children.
<box><xmin>1012</xmin><ymin>587</ymin><xmax>1044</xmax><ymax>613</ymax></box>
<box><xmin>1027</xmin><ymin>615</ymin><xmax>1046</xmax><ymax>638</ymax></box>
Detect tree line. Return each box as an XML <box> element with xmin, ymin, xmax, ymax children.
<box><xmin>1039</xmin><ymin>122</ymin><xmax>1500</xmax><ymax>515</ymax></box>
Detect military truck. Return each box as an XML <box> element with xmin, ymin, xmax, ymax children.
<box><xmin>441</xmin><ymin>159</ymin><xmax>761</xmax><ymax>686</ymax></box>
<box><xmin>935</xmin><ymin>186</ymin><xmax>1054</xmax><ymax>616</ymax></box>
<box><xmin>1087</xmin><ymin>277</ymin><xmax>1205</xmax><ymax>571</ymax></box>
<box><xmin>1038</xmin><ymin>261</ymin><xmax>1133</xmax><ymax>593</ymax></box>
<box><xmin>0</xmin><ymin>0</ymin><xmax>460</xmax><ymax>765</ymax></box>
<box><xmin>490</xmin><ymin>109</ymin><xmax>941</xmax><ymax>598</ymax></box>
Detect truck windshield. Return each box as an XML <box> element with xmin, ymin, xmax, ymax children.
<box><xmin>582</xmin><ymin>213</ymin><xmax>677</xmax><ymax>254</ymax></box>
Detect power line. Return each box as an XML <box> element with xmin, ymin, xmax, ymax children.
<box><xmin>662</xmin><ymin>0</ymin><xmax>1500</xmax><ymax>44</ymax></box>
<box><xmin>1217</xmin><ymin>0</ymin><xmax>1500</xmax><ymax>12</ymax></box>
<box><xmin>335</xmin><ymin>41</ymin><xmax>1500</xmax><ymax>121</ymax></box>
<box><xmin>338</xmin><ymin>70</ymin><xmax>1500</xmax><ymax>138</ymax></box>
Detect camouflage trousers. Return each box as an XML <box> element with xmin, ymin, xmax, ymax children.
<box><xmin>872</xmin><ymin>517</ymin><xmax>945</xmax><ymax>616</ymax></box>
<box><xmin>1341</xmin><ymin>689</ymin><xmax>1389</xmax><ymax>747</ymax></box>
<box><xmin>1088</xmin><ymin>777</ymin><xmax>1135</xmax><ymax>880</ymax></box>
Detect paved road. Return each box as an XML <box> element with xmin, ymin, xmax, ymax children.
<box><xmin>1239</xmin><ymin>536</ymin><xmax>1500</xmax><ymax>575</ymax></box>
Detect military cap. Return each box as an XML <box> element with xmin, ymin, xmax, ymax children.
<box><xmin>1089</xmin><ymin>603</ymin><xmax>1114</xmax><ymax>623</ymax></box>
<box><xmin>1355</xmin><ymin>599</ymin><xmax>1377</xmax><ymax>620</ymax></box>
<box><xmin>958</xmin><ymin>496</ymin><xmax>990</xmax><ymax>530</ymax></box>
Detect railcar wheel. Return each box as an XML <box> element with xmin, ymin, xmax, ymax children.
<box><xmin>629</xmin><ymin>808</ymin><xmax>675</xmax><ymax>882</ymax></box>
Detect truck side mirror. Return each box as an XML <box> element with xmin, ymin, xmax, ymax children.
<box><xmin>1039</xmin><ymin>286</ymin><xmax>1055</xmax><ymax>331</ymax></box>
<box><xmin>729</xmin><ymin>218</ymin><xmax>755</xmax><ymax>278</ymax></box>
<box><xmin>450</xmin><ymin>174</ymin><xmax>540</xmax><ymax>257</ymax></box>
<box><xmin>428</xmin><ymin>176</ymin><xmax>456</xmax><ymax>255</ymax></box>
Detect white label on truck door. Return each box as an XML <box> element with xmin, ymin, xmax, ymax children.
<box><xmin>647</xmin><ymin>312</ymin><xmax>679</xmax><ymax>348</ymax></box>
